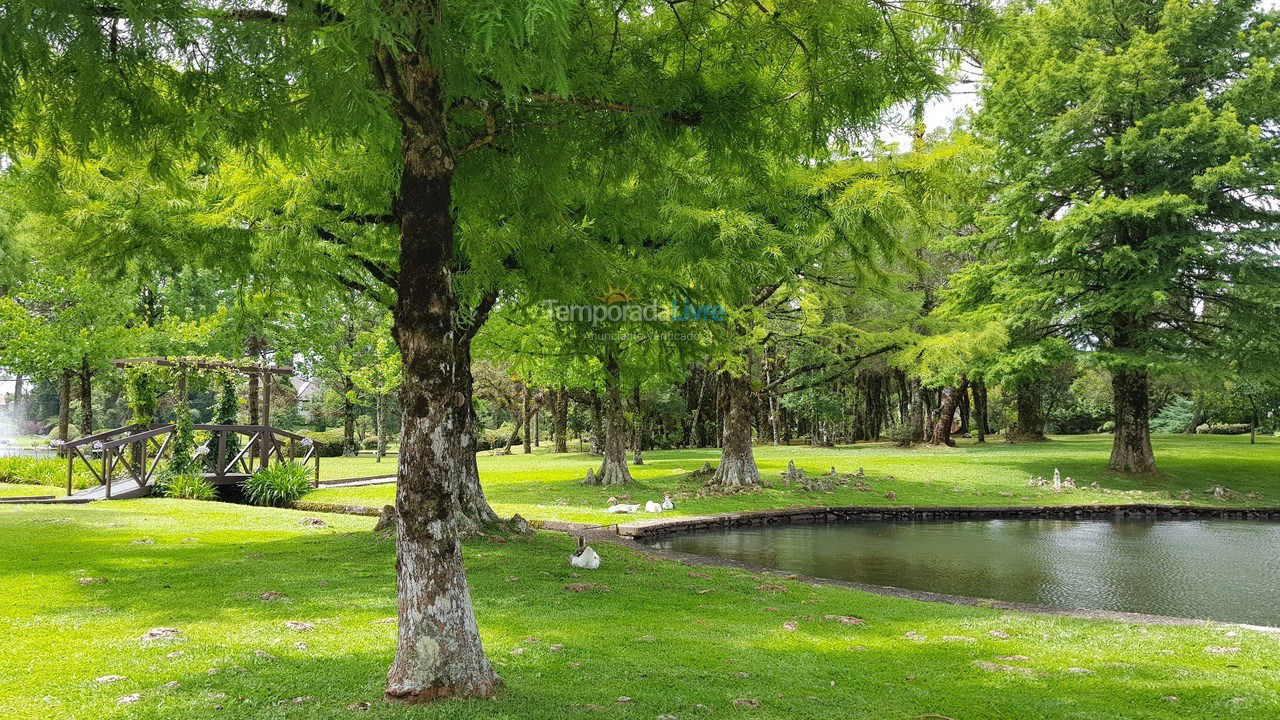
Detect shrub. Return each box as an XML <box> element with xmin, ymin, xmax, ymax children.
<box><xmin>1195</xmin><ymin>423</ymin><xmax>1251</xmax><ymax>435</ymax></box>
<box><xmin>244</xmin><ymin>462</ymin><xmax>313</xmax><ymax>507</ymax></box>
<box><xmin>155</xmin><ymin>471</ymin><xmax>217</xmax><ymax>500</ymax></box>
<box><xmin>299</xmin><ymin>430</ymin><xmax>347</xmax><ymax>457</ymax></box>
<box><xmin>882</xmin><ymin>421</ymin><xmax>914</xmax><ymax>445</ymax></box>
<box><xmin>45</xmin><ymin>423</ymin><xmax>80</xmax><ymax>441</ymax></box>
<box><xmin>0</xmin><ymin>457</ymin><xmax>95</xmax><ymax>490</ymax></box>
<box><xmin>1097</xmin><ymin>420</ymin><xmax>1116</xmax><ymax>433</ymax></box>
<box><xmin>1151</xmin><ymin>396</ymin><xmax>1196</xmax><ymax>433</ymax></box>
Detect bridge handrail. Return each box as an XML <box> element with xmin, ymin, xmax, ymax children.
<box><xmin>67</xmin><ymin>423</ymin><xmax>320</xmax><ymax>498</ymax></box>
<box><xmin>101</xmin><ymin>424</ymin><xmax>177</xmax><ymax>450</ymax></box>
<box><xmin>62</xmin><ymin>425</ymin><xmax>144</xmax><ymax>449</ymax></box>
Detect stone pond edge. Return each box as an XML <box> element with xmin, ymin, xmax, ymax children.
<box><xmin>284</xmin><ymin>500</ymin><xmax>1280</xmax><ymax>631</ymax></box>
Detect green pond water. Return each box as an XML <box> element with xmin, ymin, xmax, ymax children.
<box><xmin>650</xmin><ymin>518</ymin><xmax>1280</xmax><ymax>626</ymax></box>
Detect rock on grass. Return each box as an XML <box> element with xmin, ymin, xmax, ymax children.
<box><xmin>139</xmin><ymin>628</ymin><xmax>181</xmax><ymax>643</ymax></box>
<box><xmin>564</xmin><ymin>582</ymin><xmax>611</xmax><ymax>592</ymax></box>
<box><xmin>973</xmin><ymin>660</ymin><xmax>1033</xmax><ymax>675</ymax></box>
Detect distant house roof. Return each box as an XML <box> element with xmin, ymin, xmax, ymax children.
<box><xmin>291</xmin><ymin>377</ymin><xmax>324</xmax><ymax>401</ymax></box>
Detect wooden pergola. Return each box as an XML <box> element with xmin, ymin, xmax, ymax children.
<box><xmin>55</xmin><ymin>357</ymin><xmax>318</xmax><ymax>499</ymax></box>
<box><xmin>111</xmin><ymin>357</ymin><xmax>294</xmax><ymax>465</ymax></box>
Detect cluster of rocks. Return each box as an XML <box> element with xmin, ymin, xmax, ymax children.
<box><xmin>694</xmin><ymin>483</ymin><xmax>763</xmax><ymax>498</ymax></box>
<box><xmin>1025</xmin><ymin>468</ymin><xmax>1099</xmax><ymax>493</ymax></box>
<box><xmin>1202</xmin><ymin>485</ymin><xmax>1260</xmax><ymax>501</ymax></box>
<box><xmin>777</xmin><ymin>461</ymin><xmax>871</xmax><ymax>492</ymax></box>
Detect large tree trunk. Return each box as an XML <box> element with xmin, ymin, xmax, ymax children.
<box><xmin>687</xmin><ymin>368</ymin><xmax>707</xmax><ymax>448</ymax></box>
<box><xmin>521</xmin><ymin>384</ymin><xmax>531</xmax><ymax>454</ymax></box>
<box><xmin>588</xmin><ymin>392</ymin><xmax>604</xmax><ymax>455</ymax></box>
<box><xmin>928</xmin><ymin>377</ymin><xmax>968</xmax><ymax>446</ymax></box>
<box><xmin>382</xmin><ymin>51</ymin><xmax>500</xmax><ymax>702</ymax></box>
<box><xmin>11</xmin><ymin>374</ymin><xmax>24</xmax><ymax>422</ymax></box>
<box><xmin>79</xmin><ymin>356</ymin><xmax>93</xmax><ymax>436</ymax></box>
<box><xmin>58</xmin><ymin>369</ymin><xmax>71</xmax><ymax>443</ymax></box>
<box><xmin>1109</xmin><ymin>368</ymin><xmax>1157</xmax><ymax>473</ymax></box>
<box><xmin>342</xmin><ymin>377</ymin><xmax>358</xmax><ymax>456</ymax></box>
<box><xmin>971</xmin><ymin>378</ymin><xmax>989</xmax><ymax>443</ymax></box>
<box><xmin>1183</xmin><ymin>391</ymin><xmax>1206</xmax><ymax>434</ymax></box>
<box><xmin>552</xmin><ymin>386</ymin><xmax>568</xmax><ymax>453</ymax></box>
<box><xmin>499</xmin><ymin>417</ymin><xmax>521</xmax><ymax>455</ymax></box>
<box><xmin>1008</xmin><ymin>378</ymin><xmax>1048</xmax><ymax>441</ymax></box>
<box><xmin>453</xmin><ymin>343</ymin><xmax>503</xmax><ymax>533</ymax></box>
<box><xmin>375</xmin><ymin>394</ymin><xmax>387</xmax><ymax>462</ymax></box>
<box><xmin>901</xmin><ymin>377</ymin><xmax>926</xmax><ymax>446</ymax></box>
<box><xmin>631</xmin><ymin>386</ymin><xmax>644</xmax><ymax>465</ymax></box>
<box><xmin>586</xmin><ymin>352</ymin><xmax>632</xmax><ymax>485</ymax></box>
<box><xmin>247</xmin><ymin>336</ymin><xmax>260</xmax><ymax>463</ymax></box>
<box><xmin>712</xmin><ymin>370</ymin><xmax>761</xmax><ymax>486</ymax></box>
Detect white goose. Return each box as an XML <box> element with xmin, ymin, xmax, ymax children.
<box><xmin>644</xmin><ymin>500</ymin><xmax>663</xmax><ymax>513</ymax></box>
<box><xmin>660</xmin><ymin>494</ymin><xmax>674</xmax><ymax>511</ymax></box>
<box><xmin>569</xmin><ymin>537</ymin><xmax>601</xmax><ymax>569</ymax></box>
<box><xmin>606</xmin><ymin>503</ymin><xmax>641</xmax><ymax>514</ymax></box>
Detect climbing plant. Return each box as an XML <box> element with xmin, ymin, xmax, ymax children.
<box><xmin>166</xmin><ymin>382</ymin><xmax>199</xmax><ymax>476</ymax></box>
<box><xmin>124</xmin><ymin>365</ymin><xmax>167</xmax><ymax>428</ymax></box>
<box><xmin>215</xmin><ymin>371</ymin><xmax>240</xmax><ymax>458</ymax></box>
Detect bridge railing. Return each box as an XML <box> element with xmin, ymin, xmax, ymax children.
<box><xmin>63</xmin><ymin>424</ymin><xmax>319</xmax><ymax>498</ymax></box>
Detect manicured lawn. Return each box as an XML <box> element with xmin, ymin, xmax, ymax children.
<box><xmin>310</xmin><ymin>434</ymin><xmax>1280</xmax><ymax>524</ymax></box>
<box><xmin>0</xmin><ymin>482</ymin><xmax>65</xmax><ymax>498</ymax></box>
<box><xmin>2</xmin><ymin>500</ymin><xmax>1277</xmax><ymax>720</ymax></box>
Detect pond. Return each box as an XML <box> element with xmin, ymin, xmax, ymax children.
<box><xmin>0</xmin><ymin>446</ymin><xmax>55</xmax><ymax>458</ymax></box>
<box><xmin>650</xmin><ymin>518</ymin><xmax>1280</xmax><ymax>627</ymax></box>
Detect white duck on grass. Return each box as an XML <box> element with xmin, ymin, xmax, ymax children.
<box><xmin>569</xmin><ymin>537</ymin><xmax>600</xmax><ymax>569</ymax></box>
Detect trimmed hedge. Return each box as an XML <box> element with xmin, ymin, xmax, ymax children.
<box><xmin>1195</xmin><ymin>423</ymin><xmax>1252</xmax><ymax>435</ymax></box>
<box><xmin>299</xmin><ymin>430</ymin><xmax>348</xmax><ymax>457</ymax></box>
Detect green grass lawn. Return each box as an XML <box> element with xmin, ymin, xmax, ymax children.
<box><xmin>0</xmin><ymin>482</ymin><xmax>66</xmax><ymax>498</ymax></box>
<box><xmin>2</xmin><ymin>500</ymin><xmax>1277</xmax><ymax>720</ymax></box>
<box><xmin>309</xmin><ymin>434</ymin><xmax>1280</xmax><ymax>524</ymax></box>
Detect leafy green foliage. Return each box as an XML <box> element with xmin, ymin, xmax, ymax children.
<box><xmin>124</xmin><ymin>365</ymin><xmax>166</xmax><ymax>427</ymax></box>
<box><xmin>243</xmin><ymin>462</ymin><xmax>313</xmax><ymax>507</ymax></box>
<box><xmin>154</xmin><ymin>471</ymin><xmax>217</xmax><ymax>501</ymax></box>
<box><xmin>1151</xmin><ymin>396</ymin><xmax>1196</xmax><ymax>434</ymax></box>
<box><xmin>0</xmin><ymin>457</ymin><xmax>93</xmax><ymax>490</ymax></box>
<box><xmin>299</xmin><ymin>430</ymin><xmax>348</xmax><ymax>458</ymax></box>
<box><xmin>975</xmin><ymin>0</ymin><xmax>1280</xmax><ymax>372</ymax></box>
<box><xmin>166</xmin><ymin>393</ymin><xmax>200</xmax><ymax>476</ymax></box>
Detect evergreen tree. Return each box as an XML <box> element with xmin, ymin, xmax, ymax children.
<box><xmin>976</xmin><ymin>0</ymin><xmax>1280</xmax><ymax>472</ymax></box>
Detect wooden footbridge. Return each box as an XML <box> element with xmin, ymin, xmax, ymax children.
<box><xmin>58</xmin><ymin>423</ymin><xmax>319</xmax><ymax>500</ymax></box>
<box><xmin>8</xmin><ymin>356</ymin><xmax>321</xmax><ymax>503</ymax></box>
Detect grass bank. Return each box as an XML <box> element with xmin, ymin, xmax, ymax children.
<box><xmin>2</xmin><ymin>500</ymin><xmax>1276</xmax><ymax>720</ymax></box>
<box><xmin>309</xmin><ymin>434</ymin><xmax>1280</xmax><ymax>524</ymax></box>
